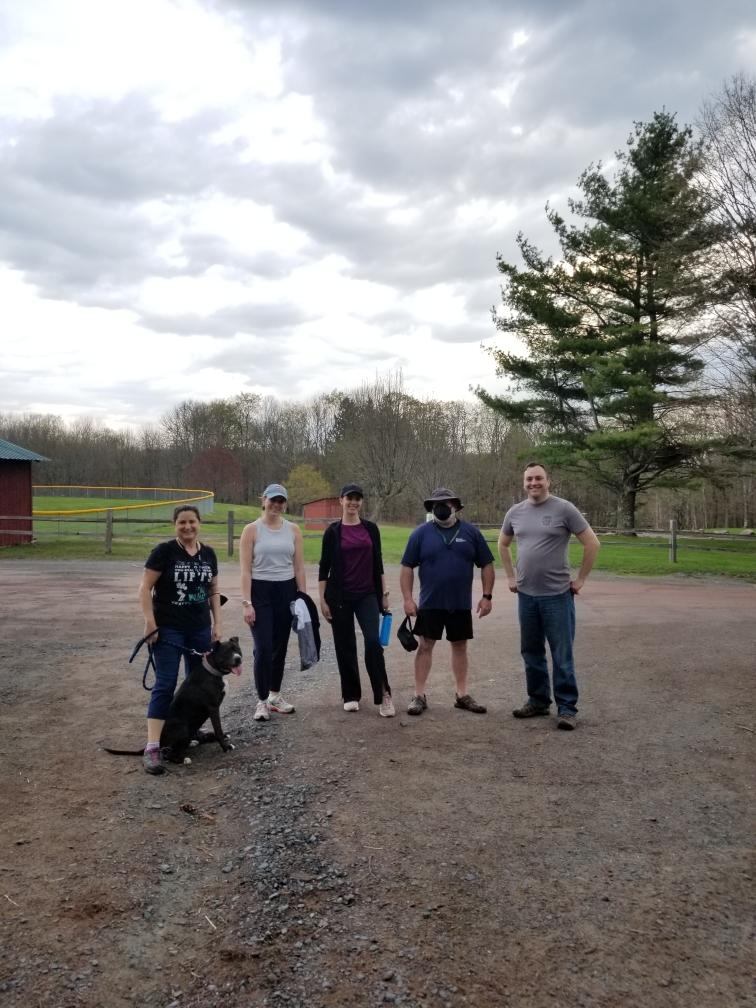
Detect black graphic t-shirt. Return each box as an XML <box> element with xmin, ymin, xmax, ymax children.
<box><xmin>145</xmin><ymin>540</ymin><xmax>218</xmax><ymax>631</ymax></box>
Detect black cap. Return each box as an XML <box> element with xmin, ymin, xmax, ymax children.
<box><xmin>340</xmin><ymin>483</ymin><xmax>364</xmax><ymax>498</ymax></box>
<box><xmin>397</xmin><ymin>616</ymin><xmax>419</xmax><ymax>652</ymax></box>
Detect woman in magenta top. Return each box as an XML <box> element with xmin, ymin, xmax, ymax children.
<box><xmin>318</xmin><ymin>484</ymin><xmax>394</xmax><ymax>717</ymax></box>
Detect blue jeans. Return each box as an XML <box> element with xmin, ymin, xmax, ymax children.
<box><xmin>148</xmin><ymin>624</ymin><xmax>212</xmax><ymax>720</ymax></box>
<box><xmin>517</xmin><ymin>590</ymin><xmax>578</xmax><ymax>715</ymax></box>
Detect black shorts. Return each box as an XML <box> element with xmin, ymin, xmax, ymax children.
<box><xmin>414</xmin><ymin>609</ymin><xmax>473</xmax><ymax>642</ymax></box>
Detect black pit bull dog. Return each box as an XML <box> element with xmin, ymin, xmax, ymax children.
<box><xmin>105</xmin><ymin>636</ymin><xmax>243</xmax><ymax>771</ymax></box>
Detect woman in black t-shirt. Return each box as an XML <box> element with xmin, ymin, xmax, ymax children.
<box><xmin>137</xmin><ymin>505</ymin><xmax>223</xmax><ymax>774</ymax></box>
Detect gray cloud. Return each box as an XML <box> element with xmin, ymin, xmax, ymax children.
<box><xmin>138</xmin><ymin>301</ymin><xmax>311</xmax><ymax>337</ymax></box>
<box><xmin>1</xmin><ymin>0</ymin><xmax>753</xmax><ymax>420</ymax></box>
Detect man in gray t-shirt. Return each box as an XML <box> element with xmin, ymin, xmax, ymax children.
<box><xmin>499</xmin><ymin>462</ymin><xmax>600</xmax><ymax>730</ymax></box>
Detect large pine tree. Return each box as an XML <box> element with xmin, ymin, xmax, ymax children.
<box><xmin>479</xmin><ymin>112</ymin><xmax>720</xmax><ymax>529</ymax></box>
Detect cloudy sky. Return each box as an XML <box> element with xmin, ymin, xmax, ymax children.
<box><xmin>2</xmin><ymin>0</ymin><xmax>754</xmax><ymax>429</ymax></box>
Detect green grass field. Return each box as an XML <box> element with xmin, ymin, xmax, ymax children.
<box><xmin>3</xmin><ymin>498</ymin><xmax>754</xmax><ymax>581</ymax></box>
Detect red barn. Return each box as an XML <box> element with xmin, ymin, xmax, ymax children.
<box><xmin>0</xmin><ymin>438</ymin><xmax>49</xmax><ymax>545</ymax></box>
<box><xmin>302</xmin><ymin>496</ymin><xmax>341</xmax><ymax>531</ymax></box>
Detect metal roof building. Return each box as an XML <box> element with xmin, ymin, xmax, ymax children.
<box><xmin>0</xmin><ymin>438</ymin><xmax>50</xmax><ymax>545</ymax></box>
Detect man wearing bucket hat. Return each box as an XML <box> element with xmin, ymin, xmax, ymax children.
<box><xmin>399</xmin><ymin>488</ymin><xmax>495</xmax><ymax>716</ymax></box>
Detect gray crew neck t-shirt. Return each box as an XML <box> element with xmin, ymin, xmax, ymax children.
<box><xmin>501</xmin><ymin>495</ymin><xmax>588</xmax><ymax>596</ymax></box>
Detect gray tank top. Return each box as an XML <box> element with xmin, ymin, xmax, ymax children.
<box><xmin>252</xmin><ymin>518</ymin><xmax>296</xmax><ymax>581</ymax></box>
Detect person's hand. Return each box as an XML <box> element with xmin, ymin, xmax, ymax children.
<box><xmin>569</xmin><ymin>578</ymin><xmax>585</xmax><ymax>595</ymax></box>
<box><xmin>476</xmin><ymin>597</ymin><xmax>492</xmax><ymax>618</ymax></box>
<box><xmin>321</xmin><ymin>602</ymin><xmax>332</xmax><ymax>622</ymax></box>
<box><xmin>211</xmin><ymin>624</ymin><xmax>222</xmax><ymax>642</ymax></box>
<box><xmin>507</xmin><ymin>577</ymin><xmax>518</xmax><ymax>594</ymax></box>
<box><xmin>144</xmin><ymin>619</ymin><xmax>159</xmax><ymax>641</ymax></box>
<box><xmin>403</xmin><ymin>598</ymin><xmax>417</xmax><ymax>617</ymax></box>
<box><xmin>243</xmin><ymin>603</ymin><xmax>256</xmax><ymax>626</ymax></box>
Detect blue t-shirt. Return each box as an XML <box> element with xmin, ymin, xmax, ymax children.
<box><xmin>401</xmin><ymin>519</ymin><xmax>494</xmax><ymax>610</ymax></box>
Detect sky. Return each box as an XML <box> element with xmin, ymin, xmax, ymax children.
<box><xmin>1</xmin><ymin>0</ymin><xmax>754</xmax><ymax>430</ymax></box>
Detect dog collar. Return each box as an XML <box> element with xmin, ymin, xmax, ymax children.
<box><xmin>201</xmin><ymin>654</ymin><xmax>224</xmax><ymax>678</ymax></box>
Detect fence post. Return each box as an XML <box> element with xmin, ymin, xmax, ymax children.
<box><xmin>668</xmin><ymin>518</ymin><xmax>677</xmax><ymax>563</ymax></box>
<box><xmin>227</xmin><ymin>510</ymin><xmax>234</xmax><ymax>557</ymax></box>
<box><xmin>105</xmin><ymin>509</ymin><xmax>114</xmax><ymax>554</ymax></box>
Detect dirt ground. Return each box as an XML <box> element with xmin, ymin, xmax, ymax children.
<box><xmin>0</xmin><ymin>559</ymin><xmax>754</xmax><ymax>1008</ymax></box>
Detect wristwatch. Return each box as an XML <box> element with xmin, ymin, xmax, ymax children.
<box><xmin>482</xmin><ymin>593</ymin><xmax>493</xmax><ymax>600</ymax></box>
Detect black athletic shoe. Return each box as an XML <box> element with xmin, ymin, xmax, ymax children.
<box><xmin>512</xmin><ymin>703</ymin><xmax>550</xmax><ymax>719</ymax></box>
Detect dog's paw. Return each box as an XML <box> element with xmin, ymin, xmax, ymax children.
<box><xmin>221</xmin><ymin>739</ymin><xmax>236</xmax><ymax>752</ymax></box>
<box><xmin>183</xmin><ymin>756</ymin><xmax>192</xmax><ymax>765</ymax></box>
<box><xmin>188</xmin><ymin>739</ymin><xmax>200</xmax><ymax>748</ymax></box>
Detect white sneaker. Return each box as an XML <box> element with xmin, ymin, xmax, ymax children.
<box><xmin>268</xmin><ymin>693</ymin><xmax>295</xmax><ymax>714</ymax></box>
<box><xmin>343</xmin><ymin>701</ymin><xmax>360</xmax><ymax>712</ymax></box>
<box><xmin>379</xmin><ymin>694</ymin><xmax>396</xmax><ymax>718</ymax></box>
<box><xmin>253</xmin><ymin>699</ymin><xmax>270</xmax><ymax>721</ymax></box>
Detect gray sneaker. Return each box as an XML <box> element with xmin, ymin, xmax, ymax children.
<box><xmin>407</xmin><ymin>695</ymin><xmax>428</xmax><ymax>716</ymax></box>
<box><xmin>557</xmin><ymin>712</ymin><xmax>577</xmax><ymax>731</ymax></box>
<box><xmin>143</xmin><ymin>746</ymin><xmax>165</xmax><ymax>775</ymax></box>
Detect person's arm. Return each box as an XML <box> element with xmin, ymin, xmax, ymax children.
<box><xmin>476</xmin><ymin>562</ymin><xmax>495</xmax><ymax>617</ymax></box>
<box><xmin>239</xmin><ymin>523</ymin><xmax>256</xmax><ymax>626</ymax></box>
<box><xmin>318</xmin><ymin>580</ymin><xmax>332</xmax><ymax>621</ymax></box>
<box><xmin>570</xmin><ymin>526</ymin><xmax>601</xmax><ymax>594</ymax></box>
<box><xmin>138</xmin><ymin>568</ymin><xmax>161</xmax><ymax>638</ymax></box>
<box><xmin>292</xmin><ymin>524</ymin><xmax>306</xmax><ymax>592</ymax></box>
<box><xmin>400</xmin><ymin>565</ymin><xmax>417</xmax><ymax>617</ymax></box>
<box><xmin>208</xmin><ymin>574</ymin><xmax>222</xmax><ymax>641</ymax></box>
<box><xmin>374</xmin><ymin>523</ymin><xmax>390</xmax><ymax>612</ymax></box>
<box><xmin>317</xmin><ymin>526</ymin><xmax>333</xmax><ymax>620</ymax></box>
<box><xmin>498</xmin><ymin>531</ymin><xmax>518</xmax><ymax>593</ymax></box>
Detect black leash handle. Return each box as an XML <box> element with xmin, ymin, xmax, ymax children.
<box><xmin>129</xmin><ymin>632</ymin><xmax>158</xmax><ymax>691</ymax></box>
<box><xmin>129</xmin><ymin>633</ymin><xmax>207</xmax><ymax>691</ymax></box>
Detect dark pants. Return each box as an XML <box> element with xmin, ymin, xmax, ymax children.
<box><xmin>518</xmin><ymin>589</ymin><xmax>578</xmax><ymax>715</ymax></box>
<box><xmin>330</xmin><ymin>593</ymin><xmax>391</xmax><ymax>705</ymax></box>
<box><xmin>250</xmin><ymin>578</ymin><xmax>297</xmax><ymax>700</ymax></box>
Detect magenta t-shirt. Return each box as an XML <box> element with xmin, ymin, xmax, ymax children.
<box><xmin>341</xmin><ymin>523</ymin><xmax>375</xmax><ymax>596</ymax></box>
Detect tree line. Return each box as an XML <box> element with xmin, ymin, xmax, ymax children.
<box><xmin>1</xmin><ymin>367</ymin><xmax>751</xmax><ymax>529</ymax></box>
<box><xmin>2</xmin><ymin>77</ymin><xmax>754</xmax><ymax>531</ymax></box>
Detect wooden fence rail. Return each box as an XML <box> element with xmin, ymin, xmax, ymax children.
<box><xmin>2</xmin><ymin>513</ymin><xmax>753</xmax><ymax>558</ymax></box>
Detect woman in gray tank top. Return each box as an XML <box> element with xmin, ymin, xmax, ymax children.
<box><xmin>239</xmin><ymin>483</ymin><xmax>306</xmax><ymax>721</ymax></box>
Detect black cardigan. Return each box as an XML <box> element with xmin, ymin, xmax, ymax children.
<box><xmin>318</xmin><ymin>519</ymin><xmax>385</xmax><ymax>607</ymax></box>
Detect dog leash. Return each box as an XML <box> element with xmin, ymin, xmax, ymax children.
<box><xmin>129</xmin><ymin>634</ymin><xmax>207</xmax><ymax>691</ymax></box>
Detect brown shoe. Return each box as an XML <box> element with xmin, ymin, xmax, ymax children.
<box><xmin>512</xmin><ymin>703</ymin><xmax>550</xmax><ymax>718</ymax></box>
<box><xmin>454</xmin><ymin>694</ymin><xmax>487</xmax><ymax>714</ymax></box>
<box><xmin>557</xmin><ymin>713</ymin><xmax>577</xmax><ymax>730</ymax></box>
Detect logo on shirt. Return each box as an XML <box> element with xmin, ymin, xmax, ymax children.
<box><xmin>541</xmin><ymin>516</ymin><xmax>552</xmax><ymax>526</ymax></box>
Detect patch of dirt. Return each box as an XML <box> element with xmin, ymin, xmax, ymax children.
<box><xmin>0</xmin><ymin>560</ymin><xmax>754</xmax><ymax>1007</ymax></box>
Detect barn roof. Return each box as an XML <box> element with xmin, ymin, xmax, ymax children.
<box><xmin>0</xmin><ymin>437</ymin><xmax>49</xmax><ymax>462</ymax></box>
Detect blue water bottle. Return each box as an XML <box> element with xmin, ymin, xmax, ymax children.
<box><xmin>379</xmin><ymin>611</ymin><xmax>393</xmax><ymax>648</ymax></box>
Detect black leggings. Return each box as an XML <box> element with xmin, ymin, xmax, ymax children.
<box><xmin>250</xmin><ymin>578</ymin><xmax>297</xmax><ymax>700</ymax></box>
<box><xmin>330</xmin><ymin>593</ymin><xmax>391</xmax><ymax>705</ymax></box>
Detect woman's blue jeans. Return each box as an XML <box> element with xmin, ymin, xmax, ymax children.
<box><xmin>148</xmin><ymin>624</ymin><xmax>212</xmax><ymax>720</ymax></box>
<box><xmin>517</xmin><ymin>589</ymin><xmax>578</xmax><ymax>715</ymax></box>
